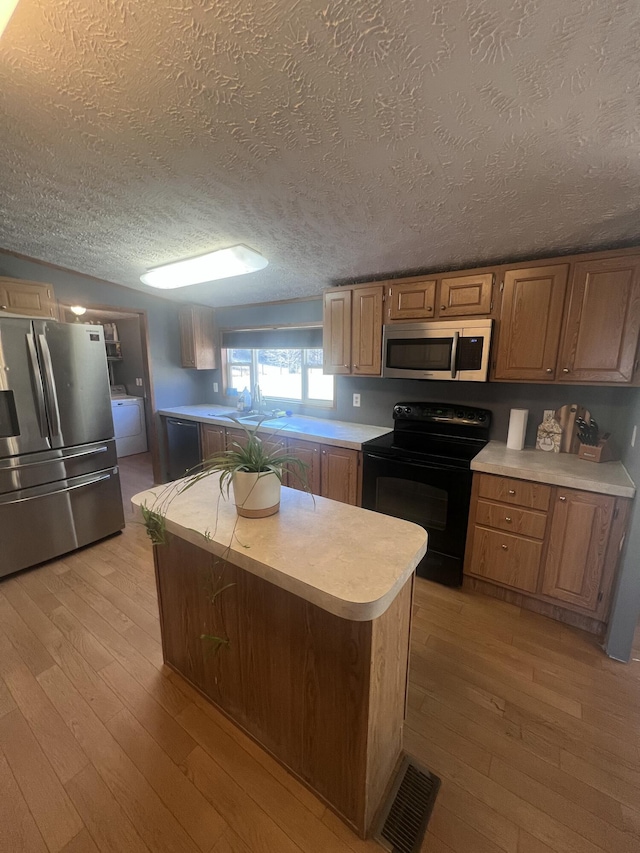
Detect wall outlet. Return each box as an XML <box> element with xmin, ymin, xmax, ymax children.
<box><xmin>632</xmin><ymin>425</ymin><xmax>637</xmax><ymax>448</ymax></box>
<box><xmin>213</xmin><ymin>382</ymin><xmax>219</xmax><ymax>393</ymax></box>
<box><xmin>135</xmin><ymin>378</ymin><xmax>143</xmax><ymax>386</ymax></box>
<box><xmin>353</xmin><ymin>393</ymin><xmax>361</xmax><ymax>407</ymax></box>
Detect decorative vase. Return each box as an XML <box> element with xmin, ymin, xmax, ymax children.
<box><xmin>231</xmin><ymin>471</ymin><xmax>281</xmax><ymax>518</ymax></box>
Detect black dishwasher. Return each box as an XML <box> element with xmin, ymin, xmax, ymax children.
<box><xmin>166</xmin><ymin>418</ymin><xmax>202</xmax><ymax>481</ymax></box>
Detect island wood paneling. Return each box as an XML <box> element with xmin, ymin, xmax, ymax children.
<box><xmin>153</xmin><ymin>534</ymin><xmax>412</xmax><ymax>838</ymax></box>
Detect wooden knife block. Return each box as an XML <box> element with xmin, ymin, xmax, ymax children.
<box><xmin>578</xmin><ymin>438</ymin><xmax>615</xmax><ymax>463</ymax></box>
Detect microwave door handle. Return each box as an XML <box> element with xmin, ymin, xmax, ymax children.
<box><xmin>450</xmin><ymin>331</ymin><xmax>459</xmax><ymax>379</ymax></box>
<box><xmin>37</xmin><ymin>334</ymin><xmax>61</xmax><ymax>439</ymax></box>
<box><xmin>26</xmin><ymin>333</ymin><xmax>48</xmax><ymax>437</ymax></box>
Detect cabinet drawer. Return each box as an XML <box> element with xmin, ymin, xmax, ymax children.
<box><xmin>469</xmin><ymin>527</ymin><xmax>542</xmax><ymax>593</ymax></box>
<box><xmin>477</xmin><ymin>474</ymin><xmax>551</xmax><ymax>511</ymax></box>
<box><xmin>476</xmin><ymin>500</ymin><xmax>547</xmax><ymax>540</ymax></box>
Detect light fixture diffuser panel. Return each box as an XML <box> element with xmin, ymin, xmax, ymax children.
<box><xmin>140</xmin><ymin>244</ymin><xmax>268</xmax><ymax>289</ymax></box>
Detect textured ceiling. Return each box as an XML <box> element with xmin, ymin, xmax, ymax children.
<box><xmin>1</xmin><ymin>0</ymin><xmax>639</xmax><ymax>307</ymax></box>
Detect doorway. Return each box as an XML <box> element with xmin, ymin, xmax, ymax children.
<box><xmin>60</xmin><ymin>302</ymin><xmax>160</xmax><ymax>482</ymax></box>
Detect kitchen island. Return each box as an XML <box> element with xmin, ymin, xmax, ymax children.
<box><xmin>132</xmin><ymin>476</ymin><xmax>427</xmax><ymax>838</ymax></box>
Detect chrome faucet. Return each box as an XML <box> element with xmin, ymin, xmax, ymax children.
<box><xmin>254</xmin><ymin>384</ymin><xmax>262</xmax><ymax>412</ymax></box>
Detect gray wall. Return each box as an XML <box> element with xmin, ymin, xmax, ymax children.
<box><xmin>606</xmin><ymin>388</ymin><xmax>640</xmax><ymax>661</ymax></box>
<box><xmin>0</xmin><ymin>251</ymin><xmax>220</xmax><ymax>409</ymax></box>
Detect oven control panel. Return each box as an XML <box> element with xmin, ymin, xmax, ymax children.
<box><xmin>393</xmin><ymin>402</ymin><xmax>491</xmax><ymax>426</ymax></box>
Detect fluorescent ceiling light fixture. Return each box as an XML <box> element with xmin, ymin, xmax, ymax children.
<box><xmin>140</xmin><ymin>245</ymin><xmax>268</xmax><ymax>289</ymax></box>
<box><xmin>69</xmin><ymin>305</ymin><xmax>87</xmax><ymax>316</ymax></box>
<box><xmin>0</xmin><ymin>0</ymin><xmax>19</xmax><ymax>37</ymax></box>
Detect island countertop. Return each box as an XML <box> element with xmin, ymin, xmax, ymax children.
<box><xmin>157</xmin><ymin>404</ymin><xmax>390</xmax><ymax>450</ymax></box>
<box><xmin>472</xmin><ymin>441</ymin><xmax>636</xmax><ymax>498</ymax></box>
<box><xmin>132</xmin><ymin>475</ymin><xmax>427</xmax><ymax>621</ymax></box>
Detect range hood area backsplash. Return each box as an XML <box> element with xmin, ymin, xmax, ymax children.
<box><xmin>208</xmin><ymin>373</ymin><xmax>636</xmax><ymax>450</ymax></box>
<box><xmin>336</xmin><ymin>376</ymin><xmax>636</xmax><ymax>449</ymax></box>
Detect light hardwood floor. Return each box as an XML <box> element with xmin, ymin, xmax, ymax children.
<box><xmin>0</xmin><ymin>453</ymin><xmax>639</xmax><ymax>853</ymax></box>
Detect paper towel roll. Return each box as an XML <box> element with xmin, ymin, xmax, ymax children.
<box><xmin>507</xmin><ymin>408</ymin><xmax>528</xmax><ymax>450</ymax></box>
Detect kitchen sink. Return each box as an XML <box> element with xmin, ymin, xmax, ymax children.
<box><xmin>237</xmin><ymin>412</ymin><xmax>286</xmax><ymax>424</ymax></box>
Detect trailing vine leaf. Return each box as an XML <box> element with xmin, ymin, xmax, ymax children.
<box><xmin>140</xmin><ymin>503</ymin><xmax>167</xmax><ymax>545</ymax></box>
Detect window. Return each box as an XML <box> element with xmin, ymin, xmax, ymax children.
<box><xmin>226</xmin><ymin>347</ymin><xmax>334</xmax><ymax>406</ymax></box>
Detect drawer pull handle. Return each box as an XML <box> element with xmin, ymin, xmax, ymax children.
<box><xmin>562</xmin><ymin>368</ymin><xmax>570</xmax><ymax>373</ymax></box>
<box><xmin>501</xmin><ymin>544</ymin><xmax>508</xmax><ymax>550</ymax></box>
<box><xmin>508</xmin><ymin>489</ymin><xmax>515</xmax><ymax>495</ymax></box>
<box><xmin>505</xmin><ymin>517</ymin><xmax>512</xmax><ymax>523</ymax></box>
<box><xmin>546</xmin><ymin>368</ymin><xmax>553</xmax><ymax>374</ymax></box>
<box><xmin>559</xmin><ymin>496</ymin><xmax>566</xmax><ymax>502</ymax></box>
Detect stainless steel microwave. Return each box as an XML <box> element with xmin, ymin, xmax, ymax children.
<box><xmin>382</xmin><ymin>319</ymin><xmax>493</xmax><ymax>381</ymax></box>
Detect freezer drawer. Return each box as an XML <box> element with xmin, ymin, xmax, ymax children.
<box><xmin>0</xmin><ymin>466</ymin><xmax>125</xmax><ymax>578</ymax></box>
<box><xmin>0</xmin><ymin>440</ymin><xmax>118</xmax><ymax>495</ymax></box>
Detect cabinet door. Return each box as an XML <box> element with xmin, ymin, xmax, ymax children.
<box><xmin>468</xmin><ymin>526</ymin><xmax>542</xmax><ymax>592</ymax></box>
<box><xmin>438</xmin><ymin>273</ymin><xmax>493</xmax><ymax>318</ymax></box>
<box><xmin>323</xmin><ymin>290</ymin><xmax>351</xmax><ymax>374</ymax></box>
<box><xmin>541</xmin><ymin>490</ymin><xmax>615</xmax><ymax>612</ymax></box>
<box><xmin>179</xmin><ymin>306</ymin><xmax>216</xmax><ymax>369</ymax></box>
<box><xmin>179</xmin><ymin>308</ymin><xmax>197</xmax><ymax>368</ymax></box>
<box><xmin>494</xmin><ymin>265</ymin><xmax>569</xmax><ymax>381</ymax></box>
<box><xmin>558</xmin><ymin>256</ymin><xmax>640</xmax><ymax>383</ymax></box>
<box><xmin>285</xmin><ymin>438</ymin><xmax>321</xmax><ymax>494</ymax></box>
<box><xmin>351</xmin><ymin>286</ymin><xmax>383</xmax><ymax>376</ymax></box>
<box><xmin>388</xmin><ymin>279</ymin><xmax>436</xmax><ymax>320</ymax></box>
<box><xmin>320</xmin><ymin>446</ymin><xmax>359</xmax><ymax>505</ymax></box>
<box><xmin>0</xmin><ymin>278</ymin><xmax>56</xmax><ymax>318</ymax></box>
<box><xmin>201</xmin><ymin>424</ymin><xmax>225</xmax><ymax>460</ymax></box>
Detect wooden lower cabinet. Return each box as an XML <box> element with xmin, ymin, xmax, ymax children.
<box><xmin>320</xmin><ymin>445</ymin><xmax>359</xmax><ymax>505</ymax></box>
<box><xmin>200</xmin><ymin>423</ymin><xmax>225</xmax><ymax>460</ymax></box>
<box><xmin>464</xmin><ymin>473</ymin><xmax>630</xmax><ymax>631</ymax></box>
<box><xmin>541</xmin><ymin>489</ymin><xmax>616</xmax><ymax>612</ymax></box>
<box><xmin>285</xmin><ymin>438</ymin><xmax>321</xmax><ymax>494</ymax></box>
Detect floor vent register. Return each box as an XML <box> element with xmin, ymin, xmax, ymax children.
<box><xmin>374</xmin><ymin>755</ymin><xmax>441</xmax><ymax>853</ymax></box>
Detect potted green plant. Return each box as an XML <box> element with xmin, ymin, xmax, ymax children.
<box><xmin>198</xmin><ymin>416</ymin><xmax>309</xmax><ymax>517</ymax></box>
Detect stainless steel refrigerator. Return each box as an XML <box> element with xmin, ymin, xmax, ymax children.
<box><xmin>0</xmin><ymin>318</ymin><xmax>125</xmax><ymax>578</ymax></box>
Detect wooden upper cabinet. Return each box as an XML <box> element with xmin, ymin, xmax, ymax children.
<box><xmin>323</xmin><ymin>285</ymin><xmax>383</xmax><ymax>376</ymax></box>
<box><xmin>179</xmin><ymin>306</ymin><xmax>216</xmax><ymax>369</ymax></box>
<box><xmin>0</xmin><ymin>277</ymin><xmax>57</xmax><ymax>319</ymax></box>
<box><xmin>351</xmin><ymin>286</ymin><xmax>383</xmax><ymax>376</ymax></box>
<box><xmin>494</xmin><ymin>265</ymin><xmax>569</xmax><ymax>381</ymax></box>
<box><xmin>438</xmin><ymin>273</ymin><xmax>493</xmax><ymax>317</ymax></box>
<box><xmin>541</xmin><ymin>489</ymin><xmax>615</xmax><ymax>613</ymax></box>
<box><xmin>323</xmin><ymin>290</ymin><xmax>352</xmax><ymax>374</ymax></box>
<box><xmin>387</xmin><ymin>278</ymin><xmax>436</xmax><ymax>320</ymax></box>
<box><xmin>320</xmin><ymin>446</ymin><xmax>359</xmax><ymax>505</ymax></box>
<box><xmin>557</xmin><ymin>256</ymin><xmax>640</xmax><ymax>383</ymax></box>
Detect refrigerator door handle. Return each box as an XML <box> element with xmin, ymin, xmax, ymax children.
<box><xmin>0</xmin><ymin>471</ymin><xmax>114</xmax><ymax>505</ymax></box>
<box><xmin>1</xmin><ymin>444</ymin><xmax>109</xmax><ymax>471</ymax></box>
<box><xmin>37</xmin><ymin>333</ymin><xmax>61</xmax><ymax>439</ymax></box>
<box><xmin>26</xmin><ymin>333</ymin><xmax>48</xmax><ymax>438</ymax></box>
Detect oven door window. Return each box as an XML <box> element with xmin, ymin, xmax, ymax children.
<box><xmin>376</xmin><ymin>477</ymin><xmax>447</xmax><ymax>530</ymax></box>
<box><xmin>386</xmin><ymin>338</ymin><xmax>453</xmax><ymax>371</ymax></box>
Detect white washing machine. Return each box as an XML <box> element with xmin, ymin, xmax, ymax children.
<box><xmin>111</xmin><ymin>393</ymin><xmax>148</xmax><ymax>457</ymax></box>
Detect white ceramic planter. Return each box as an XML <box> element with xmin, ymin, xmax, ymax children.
<box><xmin>232</xmin><ymin>470</ymin><xmax>281</xmax><ymax>518</ymax></box>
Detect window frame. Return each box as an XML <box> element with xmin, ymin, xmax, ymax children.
<box><xmin>224</xmin><ymin>346</ymin><xmax>335</xmax><ymax>409</ymax></box>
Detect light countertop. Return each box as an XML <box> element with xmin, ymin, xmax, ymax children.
<box><xmin>132</xmin><ymin>474</ymin><xmax>427</xmax><ymax>621</ymax></box>
<box><xmin>157</xmin><ymin>405</ymin><xmax>390</xmax><ymax>450</ymax></box>
<box><xmin>472</xmin><ymin>442</ymin><xmax>636</xmax><ymax>498</ymax></box>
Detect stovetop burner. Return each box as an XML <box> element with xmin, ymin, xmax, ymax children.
<box><xmin>362</xmin><ymin>401</ymin><xmax>492</xmax><ymax>468</ymax></box>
